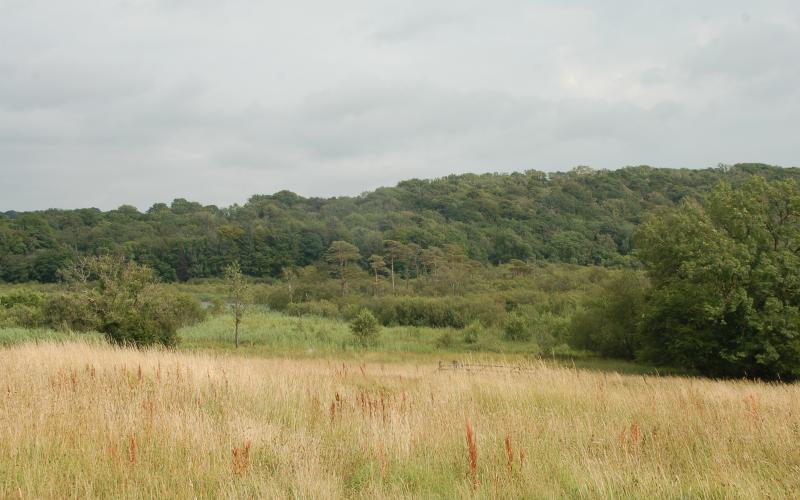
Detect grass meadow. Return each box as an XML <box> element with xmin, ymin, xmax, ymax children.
<box><xmin>1</xmin><ymin>337</ymin><xmax>799</xmax><ymax>498</ymax></box>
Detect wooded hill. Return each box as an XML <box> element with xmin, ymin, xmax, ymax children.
<box><xmin>2</xmin><ymin>163</ymin><xmax>797</xmax><ymax>283</ymax></box>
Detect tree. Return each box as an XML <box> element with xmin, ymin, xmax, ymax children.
<box><xmin>404</xmin><ymin>243</ymin><xmax>421</xmax><ymax>291</ymax></box>
<box><xmin>368</xmin><ymin>254</ymin><xmax>387</xmax><ymax>296</ymax></box>
<box><xmin>442</xmin><ymin>244</ymin><xmax>470</xmax><ymax>295</ymax></box>
<box><xmin>637</xmin><ymin>178</ymin><xmax>800</xmax><ymax>379</ymax></box>
<box><xmin>383</xmin><ymin>240</ymin><xmax>407</xmax><ymax>293</ymax></box>
<box><xmin>421</xmin><ymin>246</ymin><xmax>445</xmax><ymax>280</ymax></box>
<box><xmin>325</xmin><ymin>241</ymin><xmax>361</xmax><ymax>296</ymax></box>
<box><xmin>282</xmin><ymin>267</ymin><xmax>297</xmax><ymax>304</ymax></box>
<box><xmin>225</xmin><ymin>261</ymin><xmax>247</xmax><ymax>348</ymax></box>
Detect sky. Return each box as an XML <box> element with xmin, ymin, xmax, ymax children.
<box><xmin>1</xmin><ymin>0</ymin><xmax>799</xmax><ymax>211</ymax></box>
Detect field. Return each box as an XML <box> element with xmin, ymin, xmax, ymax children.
<box><xmin>1</xmin><ymin>336</ymin><xmax>799</xmax><ymax>498</ymax></box>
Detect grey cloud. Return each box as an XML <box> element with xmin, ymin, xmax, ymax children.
<box><xmin>687</xmin><ymin>22</ymin><xmax>800</xmax><ymax>81</ymax></box>
<box><xmin>0</xmin><ymin>0</ymin><xmax>798</xmax><ymax>211</ymax></box>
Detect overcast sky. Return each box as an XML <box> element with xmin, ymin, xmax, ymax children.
<box><xmin>1</xmin><ymin>0</ymin><xmax>799</xmax><ymax>211</ymax></box>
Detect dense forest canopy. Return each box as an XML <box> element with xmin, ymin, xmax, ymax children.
<box><xmin>2</xmin><ymin>163</ymin><xmax>798</xmax><ymax>283</ymax></box>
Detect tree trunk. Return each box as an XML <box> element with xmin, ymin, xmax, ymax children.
<box><xmin>234</xmin><ymin>317</ymin><xmax>240</xmax><ymax>348</ymax></box>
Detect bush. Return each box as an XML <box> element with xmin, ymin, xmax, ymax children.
<box><xmin>165</xmin><ymin>291</ymin><xmax>207</xmax><ymax>327</ymax></box>
<box><xmin>264</xmin><ymin>288</ymin><xmax>291</xmax><ymax>310</ymax></box>
<box><xmin>0</xmin><ymin>290</ymin><xmax>45</xmax><ymax>309</ymax></box>
<box><xmin>66</xmin><ymin>255</ymin><xmax>183</xmax><ymax>347</ymax></box>
<box><xmin>435</xmin><ymin>330</ymin><xmax>455</xmax><ymax>349</ymax></box>
<box><xmin>43</xmin><ymin>293</ymin><xmax>98</xmax><ymax>331</ymax></box>
<box><xmin>207</xmin><ymin>297</ymin><xmax>226</xmax><ymax>316</ymax></box>
<box><xmin>530</xmin><ymin>311</ymin><xmax>569</xmax><ymax>351</ymax></box>
<box><xmin>286</xmin><ymin>300</ymin><xmax>341</xmax><ymax>319</ymax></box>
<box><xmin>568</xmin><ymin>271</ymin><xmax>647</xmax><ymax>359</ymax></box>
<box><xmin>503</xmin><ymin>311</ymin><xmax>531</xmax><ymax>341</ymax></box>
<box><xmin>368</xmin><ymin>296</ymin><xmax>505</xmax><ymax>329</ymax></box>
<box><xmin>3</xmin><ymin>304</ymin><xmax>44</xmax><ymax>328</ymax></box>
<box><xmin>462</xmin><ymin>321</ymin><xmax>483</xmax><ymax>344</ymax></box>
<box><xmin>101</xmin><ymin>295</ymin><xmax>180</xmax><ymax>347</ymax></box>
<box><xmin>350</xmin><ymin>309</ymin><xmax>380</xmax><ymax>347</ymax></box>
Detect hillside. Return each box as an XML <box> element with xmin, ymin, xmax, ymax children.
<box><xmin>1</xmin><ymin>163</ymin><xmax>798</xmax><ymax>282</ymax></box>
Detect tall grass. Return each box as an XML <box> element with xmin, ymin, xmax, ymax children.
<box><xmin>1</xmin><ymin>340</ymin><xmax>798</xmax><ymax>498</ymax></box>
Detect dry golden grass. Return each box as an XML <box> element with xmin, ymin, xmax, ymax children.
<box><xmin>1</xmin><ymin>341</ymin><xmax>800</xmax><ymax>499</ymax></box>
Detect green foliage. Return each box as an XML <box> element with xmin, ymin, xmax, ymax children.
<box><xmin>66</xmin><ymin>255</ymin><xmax>203</xmax><ymax>347</ymax></box>
<box><xmin>350</xmin><ymin>308</ymin><xmax>380</xmax><ymax>347</ymax></box>
<box><xmin>366</xmin><ymin>296</ymin><xmax>506</xmax><ymax>329</ymax></box>
<box><xmin>286</xmin><ymin>300</ymin><xmax>341</xmax><ymax>319</ymax></box>
<box><xmin>462</xmin><ymin>321</ymin><xmax>484</xmax><ymax>344</ymax></box>
<box><xmin>3</xmin><ymin>164</ymin><xmax>797</xmax><ymax>284</ymax></box>
<box><xmin>265</xmin><ymin>288</ymin><xmax>292</xmax><ymax>310</ymax></box>
<box><xmin>636</xmin><ymin>177</ymin><xmax>800</xmax><ymax>379</ymax></box>
<box><xmin>225</xmin><ymin>261</ymin><xmax>248</xmax><ymax>348</ymax></box>
<box><xmin>503</xmin><ymin>311</ymin><xmax>531</xmax><ymax>341</ymax></box>
<box><xmin>42</xmin><ymin>293</ymin><xmax>98</xmax><ymax>331</ymax></box>
<box><xmin>435</xmin><ymin>330</ymin><xmax>455</xmax><ymax>349</ymax></box>
<box><xmin>207</xmin><ymin>297</ymin><xmax>226</xmax><ymax>316</ymax></box>
<box><xmin>568</xmin><ymin>271</ymin><xmax>649</xmax><ymax>359</ymax></box>
<box><xmin>530</xmin><ymin>311</ymin><xmax>570</xmax><ymax>351</ymax></box>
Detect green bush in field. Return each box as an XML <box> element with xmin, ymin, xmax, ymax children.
<box><xmin>207</xmin><ymin>297</ymin><xmax>226</xmax><ymax>316</ymax></box>
<box><xmin>0</xmin><ymin>290</ymin><xmax>45</xmax><ymax>309</ymax></box>
<box><xmin>462</xmin><ymin>321</ymin><xmax>484</xmax><ymax>344</ymax></box>
<box><xmin>435</xmin><ymin>330</ymin><xmax>455</xmax><ymax>348</ymax></box>
<box><xmin>0</xmin><ymin>290</ymin><xmax>46</xmax><ymax>328</ymax></box>
<box><xmin>3</xmin><ymin>304</ymin><xmax>44</xmax><ymax>328</ymax></box>
<box><xmin>367</xmin><ymin>296</ymin><xmax>505</xmax><ymax>329</ymax></box>
<box><xmin>168</xmin><ymin>292</ymin><xmax>207</xmax><ymax>326</ymax></box>
<box><xmin>531</xmin><ymin>311</ymin><xmax>570</xmax><ymax>351</ymax></box>
<box><xmin>65</xmin><ymin>255</ymin><xmax>205</xmax><ymax>347</ymax></box>
<box><xmin>350</xmin><ymin>308</ymin><xmax>380</xmax><ymax>347</ymax></box>
<box><xmin>286</xmin><ymin>300</ymin><xmax>341</xmax><ymax>319</ymax></box>
<box><xmin>264</xmin><ymin>287</ymin><xmax>291</xmax><ymax>310</ymax></box>
<box><xmin>568</xmin><ymin>271</ymin><xmax>647</xmax><ymax>359</ymax></box>
<box><xmin>43</xmin><ymin>293</ymin><xmax>98</xmax><ymax>331</ymax></box>
<box><xmin>503</xmin><ymin>311</ymin><xmax>531</xmax><ymax>341</ymax></box>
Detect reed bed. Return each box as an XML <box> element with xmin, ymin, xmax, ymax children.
<box><xmin>1</xmin><ymin>341</ymin><xmax>799</xmax><ymax>498</ymax></box>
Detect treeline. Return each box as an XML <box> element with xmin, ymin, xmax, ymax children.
<box><xmin>573</xmin><ymin>176</ymin><xmax>800</xmax><ymax>380</ymax></box>
<box><xmin>3</xmin><ymin>163</ymin><xmax>798</xmax><ymax>283</ymax></box>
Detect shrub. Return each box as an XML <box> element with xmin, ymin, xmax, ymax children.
<box><xmin>101</xmin><ymin>294</ymin><xmax>180</xmax><ymax>347</ymax></box>
<box><xmin>530</xmin><ymin>311</ymin><xmax>570</xmax><ymax>351</ymax></box>
<box><xmin>207</xmin><ymin>297</ymin><xmax>226</xmax><ymax>316</ymax></box>
<box><xmin>368</xmin><ymin>296</ymin><xmax>505</xmax><ymax>329</ymax></box>
<box><xmin>286</xmin><ymin>300</ymin><xmax>341</xmax><ymax>319</ymax></box>
<box><xmin>43</xmin><ymin>293</ymin><xmax>98</xmax><ymax>331</ymax></box>
<box><xmin>567</xmin><ymin>271</ymin><xmax>647</xmax><ymax>359</ymax></box>
<box><xmin>66</xmin><ymin>255</ymin><xmax>182</xmax><ymax>347</ymax></box>
<box><xmin>436</xmin><ymin>330</ymin><xmax>455</xmax><ymax>349</ymax></box>
<box><xmin>462</xmin><ymin>321</ymin><xmax>484</xmax><ymax>344</ymax></box>
<box><xmin>165</xmin><ymin>291</ymin><xmax>207</xmax><ymax>327</ymax></box>
<box><xmin>0</xmin><ymin>290</ymin><xmax>46</xmax><ymax>309</ymax></box>
<box><xmin>350</xmin><ymin>308</ymin><xmax>380</xmax><ymax>347</ymax></box>
<box><xmin>4</xmin><ymin>304</ymin><xmax>44</xmax><ymax>328</ymax></box>
<box><xmin>264</xmin><ymin>288</ymin><xmax>291</xmax><ymax>310</ymax></box>
<box><xmin>503</xmin><ymin>311</ymin><xmax>531</xmax><ymax>341</ymax></box>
